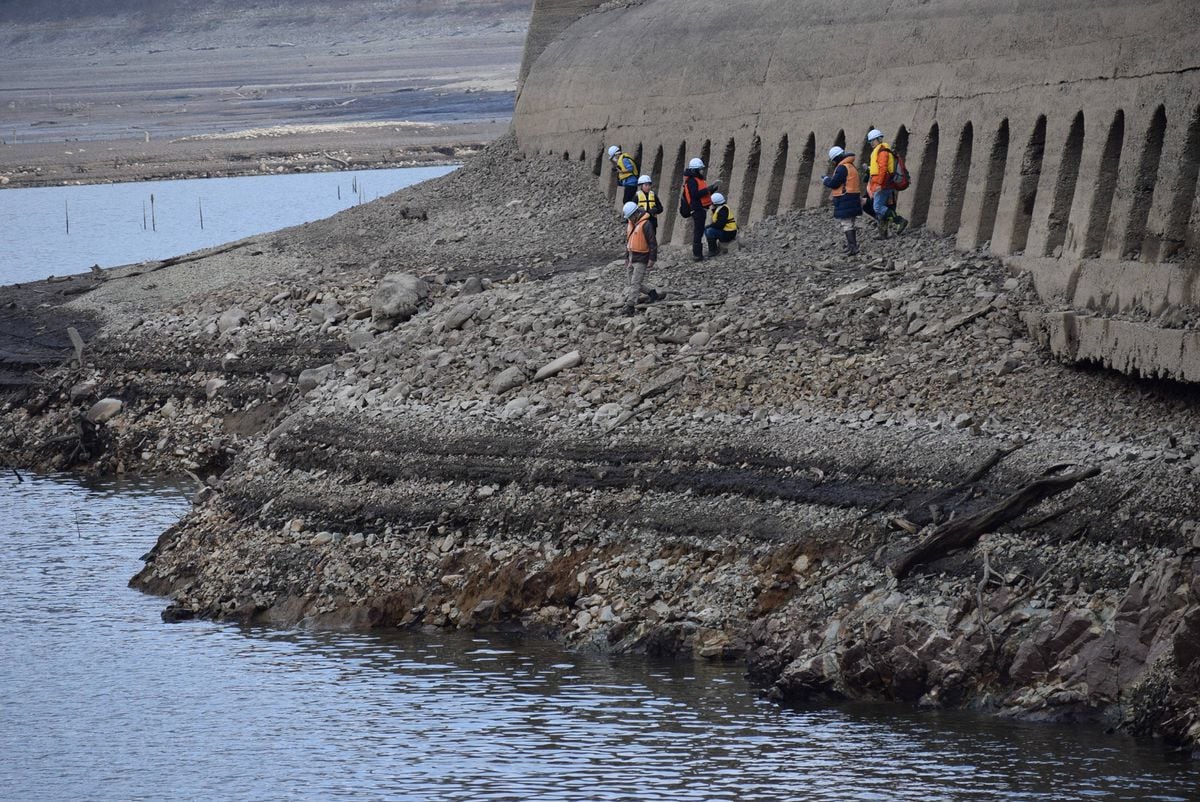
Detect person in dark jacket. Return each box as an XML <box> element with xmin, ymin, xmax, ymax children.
<box><xmin>821</xmin><ymin>145</ymin><xmax>862</xmax><ymax>255</ymax></box>
<box><xmin>681</xmin><ymin>157</ymin><xmax>717</xmax><ymax>262</ymax></box>
<box><xmin>704</xmin><ymin>192</ymin><xmax>738</xmax><ymax>256</ymax></box>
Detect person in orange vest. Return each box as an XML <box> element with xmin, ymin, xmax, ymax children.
<box><xmin>866</xmin><ymin>128</ymin><xmax>909</xmax><ymax>239</ymax></box>
<box><xmin>681</xmin><ymin>157</ymin><xmax>717</xmax><ymax>262</ymax></box>
<box><xmin>621</xmin><ymin>200</ymin><xmax>660</xmax><ymax>315</ymax></box>
<box><xmin>607</xmin><ymin>145</ymin><xmax>640</xmax><ymax>205</ymax></box>
<box><xmin>821</xmin><ymin>145</ymin><xmax>862</xmax><ymax>255</ymax></box>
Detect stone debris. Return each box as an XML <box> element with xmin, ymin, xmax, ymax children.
<box><xmin>4</xmin><ymin>134</ymin><xmax>1200</xmax><ymax>752</ymax></box>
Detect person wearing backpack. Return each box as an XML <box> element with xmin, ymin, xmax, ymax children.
<box><xmin>866</xmin><ymin>129</ymin><xmax>909</xmax><ymax>239</ymax></box>
<box><xmin>821</xmin><ymin>145</ymin><xmax>862</xmax><ymax>255</ymax></box>
<box><xmin>607</xmin><ymin>145</ymin><xmax>641</xmax><ymax>205</ymax></box>
<box><xmin>704</xmin><ymin>192</ymin><xmax>738</xmax><ymax>256</ymax></box>
<box><xmin>680</xmin><ymin>157</ymin><xmax>717</xmax><ymax>262</ymax></box>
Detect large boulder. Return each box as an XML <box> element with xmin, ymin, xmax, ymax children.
<box><xmin>371</xmin><ymin>273</ymin><xmax>429</xmax><ymax>327</ymax></box>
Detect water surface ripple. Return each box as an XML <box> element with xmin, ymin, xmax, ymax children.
<box><xmin>2</xmin><ymin>474</ymin><xmax>1197</xmax><ymax>801</ymax></box>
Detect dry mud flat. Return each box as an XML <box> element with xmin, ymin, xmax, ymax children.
<box><xmin>0</xmin><ymin>121</ymin><xmax>507</xmax><ymax>188</ymax></box>
<box><xmin>0</xmin><ymin>0</ymin><xmax>526</xmax><ymax>186</ymax></box>
<box><xmin>3</xmin><ymin>137</ymin><xmax>1199</xmax><ymax>753</ymax></box>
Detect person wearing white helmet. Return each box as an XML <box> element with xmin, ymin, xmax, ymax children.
<box><xmin>607</xmin><ymin>145</ymin><xmax>641</xmax><ymax>204</ymax></box>
<box><xmin>821</xmin><ymin>144</ymin><xmax>863</xmax><ymax>255</ymax></box>
<box><xmin>621</xmin><ymin>200</ymin><xmax>660</xmax><ymax>315</ymax></box>
<box><xmin>635</xmin><ymin>174</ymin><xmax>663</xmax><ymax>234</ymax></box>
<box><xmin>865</xmin><ymin>128</ymin><xmax>909</xmax><ymax>239</ymax></box>
<box><xmin>704</xmin><ymin>192</ymin><xmax>738</xmax><ymax>256</ymax></box>
<box><xmin>681</xmin><ymin>156</ymin><xmax>719</xmax><ymax>262</ymax></box>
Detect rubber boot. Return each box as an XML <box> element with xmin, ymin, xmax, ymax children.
<box><xmin>875</xmin><ymin>216</ymin><xmax>890</xmax><ymax>240</ymax></box>
<box><xmin>707</xmin><ymin>237</ymin><xmax>720</xmax><ymax>256</ymax></box>
<box><xmin>845</xmin><ymin>229</ymin><xmax>859</xmax><ymax>256</ymax></box>
<box><xmin>892</xmin><ymin>214</ymin><xmax>909</xmax><ymax>236</ymax></box>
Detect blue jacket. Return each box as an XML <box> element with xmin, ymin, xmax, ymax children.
<box><xmin>822</xmin><ymin>155</ymin><xmax>862</xmax><ymax>219</ymax></box>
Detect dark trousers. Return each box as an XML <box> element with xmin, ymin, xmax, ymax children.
<box><xmin>692</xmin><ymin>214</ymin><xmax>705</xmax><ymax>258</ymax></box>
<box><xmin>622</xmin><ymin>184</ymin><xmax>638</xmax><ymax>204</ymax></box>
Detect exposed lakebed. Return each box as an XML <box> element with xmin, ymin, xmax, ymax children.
<box><xmin>1</xmin><ymin>473</ymin><xmax>1198</xmax><ymax>801</ymax></box>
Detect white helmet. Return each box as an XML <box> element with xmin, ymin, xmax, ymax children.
<box><xmin>867</xmin><ymin>128</ymin><xmax>884</xmax><ymax>142</ymax></box>
<box><xmin>622</xmin><ymin>201</ymin><xmax>639</xmax><ymax>219</ymax></box>
<box><xmin>711</xmin><ymin>192</ymin><xmax>726</xmax><ymax>205</ymax></box>
<box><xmin>828</xmin><ymin>146</ymin><xmax>845</xmax><ymax>161</ymax></box>
<box><xmin>637</xmin><ymin>174</ymin><xmax>652</xmax><ymax>185</ymax></box>
<box><xmin>607</xmin><ymin>145</ymin><xmax>620</xmax><ymax>158</ymax></box>
<box><xmin>688</xmin><ymin>157</ymin><xmax>705</xmax><ymax>170</ymax></box>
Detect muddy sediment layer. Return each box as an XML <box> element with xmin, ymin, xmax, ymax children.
<box><xmin>3</xmin><ymin>138</ymin><xmax>1199</xmax><ymax>753</ymax></box>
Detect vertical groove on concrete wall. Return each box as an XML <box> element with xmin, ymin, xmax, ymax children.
<box><xmin>650</xmin><ymin>146</ymin><xmax>664</xmax><ymax>187</ymax></box>
<box><xmin>633</xmin><ymin>144</ymin><xmax>644</xmax><ymax>178</ymax></box>
<box><xmin>1045</xmin><ymin>112</ymin><xmax>1086</xmax><ymax>257</ymax></box>
<box><xmin>739</xmin><ymin>136</ymin><xmax>762</xmax><ymax>222</ymax></box>
<box><xmin>719</xmin><ymin>138</ymin><xmax>737</xmax><ymax>188</ymax></box>
<box><xmin>579</xmin><ymin>150</ymin><xmax>586</xmax><ymax>162</ymax></box>
<box><xmin>1163</xmin><ymin>106</ymin><xmax>1200</xmax><ymax>259</ymax></box>
<box><xmin>661</xmin><ymin>142</ymin><xmax>686</xmax><ymax>243</ymax></box>
<box><xmin>1011</xmin><ymin>116</ymin><xmax>1047</xmax><ymax>254</ymax></box>
<box><xmin>763</xmin><ymin>135</ymin><xmax>789</xmax><ymax>217</ymax></box>
<box><xmin>592</xmin><ymin>151</ymin><xmax>603</xmax><ymax>177</ymax></box>
<box><xmin>1123</xmin><ymin>106</ymin><xmax>1167</xmax><ymax>259</ymax></box>
<box><xmin>911</xmin><ymin>123</ymin><xmax>940</xmax><ymax>227</ymax></box>
<box><xmin>700</xmin><ymin>140</ymin><xmax>712</xmax><ymax>169</ymax></box>
<box><xmin>895</xmin><ymin>126</ymin><xmax>910</xmax><ymax>159</ymax></box>
<box><xmin>944</xmin><ymin>122</ymin><xmax>974</xmax><ymax>235</ymax></box>
<box><xmin>793</xmin><ymin>133</ymin><xmax>816</xmax><ymax>210</ymax></box>
<box><xmin>822</xmin><ymin>130</ymin><xmax>847</xmax><ymax>208</ymax></box>
<box><xmin>976</xmin><ymin>119</ymin><xmax>1011</xmax><ymax>247</ymax></box>
<box><xmin>1083</xmin><ymin>110</ymin><xmax>1125</xmax><ymax>258</ymax></box>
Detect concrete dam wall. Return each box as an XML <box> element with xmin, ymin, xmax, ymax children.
<box><xmin>514</xmin><ymin>0</ymin><xmax>1200</xmax><ymax>382</ymax></box>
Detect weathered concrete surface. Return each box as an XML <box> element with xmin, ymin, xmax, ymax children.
<box><xmin>515</xmin><ymin>0</ymin><xmax>1200</xmax><ymax>382</ymax></box>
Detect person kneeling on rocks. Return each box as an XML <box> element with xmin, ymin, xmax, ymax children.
<box><xmin>622</xmin><ymin>200</ymin><xmax>660</xmax><ymax>315</ymax></box>
<box><xmin>704</xmin><ymin>192</ymin><xmax>738</xmax><ymax>256</ymax></box>
<box><xmin>821</xmin><ymin>145</ymin><xmax>862</xmax><ymax>256</ymax></box>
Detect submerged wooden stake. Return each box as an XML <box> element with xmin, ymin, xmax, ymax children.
<box><xmin>64</xmin><ymin>199</ymin><xmax>69</xmax><ymax>234</ymax></box>
<box><xmin>150</xmin><ymin>193</ymin><xmax>156</xmax><ymax>232</ymax></box>
<box><xmin>198</xmin><ymin>198</ymin><xmax>204</xmax><ymax>230</ymax></box>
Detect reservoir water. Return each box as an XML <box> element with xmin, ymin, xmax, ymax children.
<box><xmin>0</xmin><ymin>165</ymin><xmax>456</xmax><ymax>286</ymax></box>
<box><xmin>2</xmin><ymin>472</ymin><xmax>1198</xmax><ymax>801</ymax></box>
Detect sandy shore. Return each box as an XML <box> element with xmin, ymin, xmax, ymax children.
<box><xmin>0</xmin><ymin>120</ymin><xmax>508</xmax><ymax>187</ymax></box>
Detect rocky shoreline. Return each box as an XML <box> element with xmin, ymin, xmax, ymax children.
<box><xmin>3</xmin><ymin>136</ymin><xmax>1198</xmax><ymax>754</ymax></box>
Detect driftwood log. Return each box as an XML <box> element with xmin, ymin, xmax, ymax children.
<box><xmin>889</xmin><ymin>465</ymin><xmax>1101</xmax><ymax>579</ymax></box>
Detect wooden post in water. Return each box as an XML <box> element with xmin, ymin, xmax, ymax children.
<box><xmin>198</xmin><ymin>198</ymin><xmax>204</xmax><ymax>230</ymax></box>
<box><xmin>150</xmin><ymin>194</ymin><xmax>156</xmax><ymax>232</ymax></box>
<box><xmin>337</xmin><ymin>185</ymin><xmax>341</xmax><ymax>200</ymax></box>
<box><xmin>64</xmin><ymin>199</ymin><xmax>69</xmax><ymax>234</ymax></box>
<box><xmin>143</xmin><ymin>201</ymin><xmax>147</xmax><ymax>230</ymax></box>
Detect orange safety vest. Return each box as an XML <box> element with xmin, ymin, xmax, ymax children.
<box><xmin>682</xmin><ymin>177</ymin><xmax>713</xmax><ymax>209</ymax></box>
<box><xmin>830</xmin><ymin>156</ymin><xmax>861</xmax><ymax>197</ymax></box>
<box><xmin>627</xmin><ymin>215</ymin><xmax>652</xmax><ymax>254</ymax></box>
